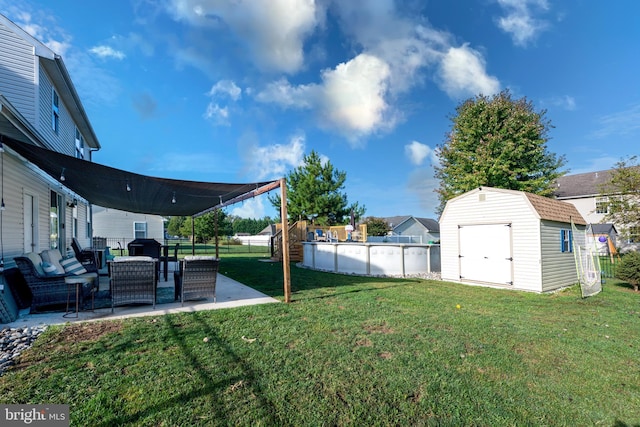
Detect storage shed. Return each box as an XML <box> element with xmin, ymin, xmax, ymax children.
<box><xmin>440</xmin><ymin>187</ymin><xmax>587</xmax><ymax>293</ymax></box>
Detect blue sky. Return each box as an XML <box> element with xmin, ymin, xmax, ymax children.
<box><xmin>2</xmin><ymin>1</ymin><xmax>638</xmax><ymax>220</ymax></box>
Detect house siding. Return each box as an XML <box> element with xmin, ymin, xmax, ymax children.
<box><xmin>38</xmin><ymin>70</ymin><xmax>75</xmax><ymax>155</ymax></box>
<box><xmin>394</xmin><ymin>220</ymin><xmax>439</xmax><ymax>243</ymax></box>
<box><xmin>0</xmin><ymin>20</ymin><xmax>37</xmax><ymax>123</ymax></box>
<box><xmin>539</xmin><ymin>220</ymin><xmax>581</xmax><ymax>292</ymax></box>
<box><xmin>92</xmin><ymin>207</ymin><xmax>164</xmax><ymax>245</ymax></box>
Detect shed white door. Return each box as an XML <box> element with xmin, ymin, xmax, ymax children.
<box><xmin>459</xmin><ymin>223</ymin><xmax>513</xmax><ymax>285</ymax></box>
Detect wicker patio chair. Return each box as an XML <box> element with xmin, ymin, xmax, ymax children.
<box><xmin>14</xmin><ymin>253</ymin><xmax>69</xmax><ymax>312</ymax></box>
<box><xmin>109</xmin><ymin>256</ymin><xmax>157</xmax><ymax>312</ymax></box>
<box><xmin>71</xmin><ymin>237</ymin><xmax>99</xmax><ymax>271</ymax></box>
<box><xmin>178</xmin><ymin>256</ymin><xmax>219</xmax><ymax>306</ymax></box>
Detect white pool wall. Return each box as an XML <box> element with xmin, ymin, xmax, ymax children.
<box><xmin>301</xmin><ymin>242</ymin><xmax>441</xmax><ymax>276</ymax></box>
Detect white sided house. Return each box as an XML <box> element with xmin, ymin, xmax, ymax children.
<box><xmin>92</xmin><ymin>206</ymin><xmax>165</xmax><ymax>249</ymax></box>
<box><xmin>440</xmin><ymin>187</ymin><xmax>587</xmax><ymax>293</ymax></box>
<box><xmin>0</xmin><ymin>13</ymin><xmax>100</xmax><ymax>261</ymax></box>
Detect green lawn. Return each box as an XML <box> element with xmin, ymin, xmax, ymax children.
<box><xmin>1</xmin><ymin>254</ymin><xmax>639</xmax><ymax>426</ymax></box>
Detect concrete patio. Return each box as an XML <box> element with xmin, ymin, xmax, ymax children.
<box><xmin>4</xmin><ymin>273</ymin><xmax>279</xmax><ymax>328</ymax></box>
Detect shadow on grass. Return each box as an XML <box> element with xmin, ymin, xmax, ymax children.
<box><xmin>95</xmin><ymin>312</ymin><xmax>278</xmax><ymax>426</ymax></box>
<box><xmin>219</xmin><ymin>256</ymin><xmax>423</xmax><ymax>301</ymax></box>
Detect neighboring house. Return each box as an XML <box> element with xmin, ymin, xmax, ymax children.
<box><xmin>440</xmin><ymin>186</ymin><xmax>587</xmax><ymax>293</ymax></box>
<box><xmin>0</xmin><ymin>13</ymin><xmax>100</xmax><ymax>263</ymax></box>
<box><xmin>92</xmin><ymin>206</ymin><xmax>165</xmax><ymax>252</ymax></box>
<box><xmin>373</xmin><ymin>215</ymin><xmax>440</xmax><ymax>243</ymax></box>
<box><xmin>589</xmin><ymin>223</ymin><xmax>618</xmax><ymax>256</ymax></box>
<box><xmin>554</xmin><ymin>170</ymin><xmax>639</xmax><ymax>252</ymax></box>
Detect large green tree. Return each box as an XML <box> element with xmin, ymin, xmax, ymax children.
<box><xmin>600</xmin><ymin>155</ymin><xmax>640</xmax><ymax>242</ymax></box>
<box><xmin>230</xmin><ymin>216</ymin><xmax>273</xmax><ymax>235</ymax></box>
<box><xmin>270</xmin><ymin>150</ymin><xmax>365</xmax><ymax>226</ymax></box>
<box><xmin>178</xmin><ymin>211</ymin><xmax>232</xmax><ymax>242</ymax></box>
<box><xmin>434</xmin><ymin>90</ymin><xmax>566</xmax><ymax>213</ymax></box>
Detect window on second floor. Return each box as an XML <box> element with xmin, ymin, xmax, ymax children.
<box><xmin>75</xmin><ymin>127</ymin><xmax>85</xmax><ymax>159</ymax></box>
<box><xmin>52</xmin><ymin>89</ymin><xmax>60</xmax><ymax>133</ymax></box>
<box><xmin>134</xmin><ymin>222</ymin><xmax>147</xmax><ymax>239</ymax></box>
<box><xmin>595</xmin><ymin>196</ymin><xmax>609</xmax><ymax>214</ymax></box>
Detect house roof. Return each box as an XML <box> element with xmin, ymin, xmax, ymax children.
<box><xmin>5</xmin><ymin>136</ymin><xmax>280</xmax><ymax>217</ymax></box>
<box><xmin>553</xmin><ymin>170</ymin><xmax>613</xmax><ymax>199</ymax></box>
<box><xmin>384</xmin><ymin>215</ymin><xmax>440</xmax><ymax>232</ymax></box>
<box><xmin>591</xmin><ymin>223</ymin><xmax>617</xmax><ymax>234</ymax></box>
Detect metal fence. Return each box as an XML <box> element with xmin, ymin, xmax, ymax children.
<box><xmin>599</xmin><ymin>255</ymin><xmax>619</xmax><ymax>279</ymax></box>
<box><xmin>93</xmin><ymin>237</ymin><xmax>272</xmax><ymax>256</ymax></box>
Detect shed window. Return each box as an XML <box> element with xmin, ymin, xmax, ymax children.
<box><xmin>560</xmin><ymin>229</ymin><xmax>573</xmax><ymax>253</ymax></box>
<box><xmin>134</xmin><ymin>222</ymin><xmax>147</xmax><ymax>239</ymax></box>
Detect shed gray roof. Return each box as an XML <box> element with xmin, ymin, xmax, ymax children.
<box><xmin>591</xmin><ymin>223</ymin><xmax>617</xmax><ymax>234</ymax></box>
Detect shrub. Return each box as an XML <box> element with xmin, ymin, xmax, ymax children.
<box><xmin>616</xmin><ymin>251</ymin><xmax>640</xmax><ymax>291</ymax></box>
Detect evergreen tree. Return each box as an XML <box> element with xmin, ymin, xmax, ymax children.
<box><xmin>270</xmin><ymin>150</ymin><xmax>365</xmax><ymax>226</ymax></box>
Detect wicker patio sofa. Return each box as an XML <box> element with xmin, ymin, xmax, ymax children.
<box><xmin>14</xmin><ymin>252</ymin><xmax>97</xmax><ymax>312</ymax></box>
<box><xmin>177</xmin><ymin>256</ymin><xmax>219</xmax><ymax>306</ymax></box>
<box><xmin>108</xmin><ymin>256</ymin><xmax>158</xmax><ymax>312</ymax></box>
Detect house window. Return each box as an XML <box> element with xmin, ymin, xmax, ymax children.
<box><xmin>134</xmin><ymin>222</ymin><xmax>147</xmax><ymax>239</ymax></box>
<box><xmin>75</xmin><ymin>127</ymin><xmax>85</xmax><ymax>159</ymax></box>
<box><xmin>560</xmin><ymin>229</ymin><xmax>573</xmax><ymax>253</ymax></box>
<box><xmin>628</xmin><ymin>226</ymin><xmax>640</xmax><ymax>244</ymax></box>
<box><xmin>595</xmin><ymin>197</ymin><xmax>609</xmax><ymax>214</ymax></box>
<box><xmin>72</xmin><ymin>204</ymin><xmax>78</xmax><ymax>238</ymax></box>
<box><xmin>52</xmin><ymin>89</ymin><xmax>60</xmax><ymax>133</ymax></box>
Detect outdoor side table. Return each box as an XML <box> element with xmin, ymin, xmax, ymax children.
<box><xmin>64</xmin><ymin>276</ymin><xmax>95</xmax><ymax>318</ymax></box>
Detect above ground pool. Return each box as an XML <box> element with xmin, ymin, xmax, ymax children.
<box><xmin>301</xmin><ymin>242</ymin><xmax>441</xmax><ymax>276</ymax></box>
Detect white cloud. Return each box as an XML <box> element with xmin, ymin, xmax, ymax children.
<box><xmin>405</xmin><ymin>141</ymin><xmax>436</xmax><ymax>166</ymax></box>
<box><xmin>242</xmin><ymin>134</ymin><xmax>306</xmax><ymax>180</ymax></box>
<box><xmin>230</xmin><ymin>198</ymin><xmax>265</xmax><ymax>219</ymax></box>
<box><xmin>89</xmin><ymin>45</ymin><xmax>126</xmax><ymax>60</ymax></box>
<box><xmin>437</xmin><ymin>44</ymin><xmax>500</xmax><ymax>98</ymax></box>
<box><xmin>256</xmin><ymin>54</ymin><xmax>392</xmax><ymax>143</ymax></box>
<box><xmin>203</xmin><ymin>103</ymin><xmax>229</xmax><ymax>125</ymax></box>
<box><xmin>208</xmin><ymin>80</ymin><xmax>242</xmax><ymax>101</ymax></box>
<box><xmin>495</xmin><ymin>0</ymin><xmax>550</xmax><ymax>46</ymax></box>
<box><xmin>319</xmin><ymin>54</ymin><xmax>391</xmax><ymax>139</ymax></box>
<box><xmin>255</xmin><ymin>78</ymin><xmax>315</xmax><ymax>109</ymax></box>
<box><xmin>591</xmin><ymin>103</ymin><xmax>640</xmax><ymax>139</ymax></box>
<box><xmin>167</xmin><ymin>0</ymin><xmax>320</xmax><ymax>73</ymax></box>
<box><xmin>545</xmin><ymin>95</ymin><xmax>576</xmax><ymax>111</ymax></box>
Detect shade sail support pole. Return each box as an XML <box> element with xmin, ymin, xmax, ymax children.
<box><xmin>215</xmin><ymin>209</ymin><xmax>219</xmax><ymax>259</ymax></box>
<box><xmin>191</xmin><ymin>216</ymin><xmax>195</xmax><ymax>256</ymax></box>
<box><xmin>280</xmin><ymin>178</ymin><xmax>291</xmax><ymax>303</ymax></box>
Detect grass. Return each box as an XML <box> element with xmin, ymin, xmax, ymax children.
<box><xmin>1</xmin><ymin>254</ymin><xmax>639</xmax><ymax>426</ymax></box>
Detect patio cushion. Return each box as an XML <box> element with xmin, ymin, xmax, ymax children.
<box><xmin>25</xmin><ymin>252</ymin><xmax>45</xmax><ymax>276</ymax></box>
<box><xmin>40</xmin><ymin>249</ymin><xmax>66</xmax><ymax>274</ymax></box>
<box><xmin>60</xmin><ymin>257</ymin><xmax>88</xmax><ymax>275</ymax></box>
<box><xmin>40</xmin><ymin>262</ymin><xmax>59</xmax><ymax>275</ymax></box>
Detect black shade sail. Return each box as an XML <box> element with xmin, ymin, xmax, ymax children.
<box><xmin>6</xmin><ymin>137</ymin><xmax>279</xmax><ymax>217</ymax></box>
